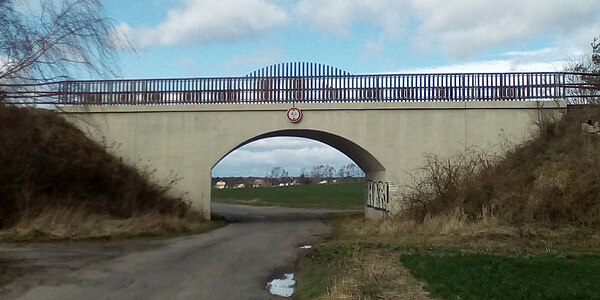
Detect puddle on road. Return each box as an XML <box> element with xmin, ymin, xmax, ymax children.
<box><xmin>266</xmin><ymin>273</ymin><xmax>295</xmax><ymax>297</ymax></box>
<box><xmin>266</xmin><ymin>245</ymin><xmax>313</xmax><ymax>297</ymax></box>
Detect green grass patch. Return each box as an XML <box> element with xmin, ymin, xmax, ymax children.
<box><xmin>212</xmin><ymin>182</ymin><xmax>363</xmax><ymax>209</ymax></box>
<box><xmin>295</xmin><ymin>213</ymin><xmax>600</xmax><ymax>299</ymax></box>
<box><xmin>295</xmin><ymin>243</ymin><xmax>354</xmax><ymax>300</ymax></box>
<box><xmin>400</xmin><ymin>253</ymin><xmax>600</xmax><ymax>300</ymax></box>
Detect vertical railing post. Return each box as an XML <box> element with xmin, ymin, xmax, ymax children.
<box><xmin>31</xmin><ymin>71</ymin><xmax>578</xmax><ymax>105</ymax></box>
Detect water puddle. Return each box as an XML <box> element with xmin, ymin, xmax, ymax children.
<box><xmin>266</xmin><ymin>273</ymin><xmax>295</xmax><ymax>297</ymax></box>
<box><xmin>266</xmin><ymin>245</ymin><xmax>313</xmax><ymax>297</ymax></box>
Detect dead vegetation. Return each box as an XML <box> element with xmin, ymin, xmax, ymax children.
<box><xmin>401</xmin><ymin>105</ymin><xmax>600</xmax><ymax>228</ymax></box>
<box><xmin>297</xmin><ymin>106</ymin><xmax>600</xmax><ymax>299</ymax></box>
<box><xmin>324</xmin><ymin>248</ymin><xmax>430</xmax><ymax>300</ymax></box>
<box><xmin>0</xmin><ymin>104</ymin><xmax>204</xmax><ymax>240</ymax></box>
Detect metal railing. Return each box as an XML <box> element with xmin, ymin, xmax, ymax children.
<box><xmin>1</xmin><ymin>72</ymin><xmax>598</xmax><ymax>105</ymax></box>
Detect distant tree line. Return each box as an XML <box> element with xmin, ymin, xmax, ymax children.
<box><xmin>267</xmin><ymin>163</ymin><xmax>365</xmax><ymax>185</ymax></box>
<box><xmin>213</xmin><ymin>163</ymin><xmax>365</xmax><ymax>188</ymax></box>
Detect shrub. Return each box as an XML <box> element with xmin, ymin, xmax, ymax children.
<box><xmin>401</xmin><ymin>105</ymin><xmax>600</xmax><ymax>227</ymax></box>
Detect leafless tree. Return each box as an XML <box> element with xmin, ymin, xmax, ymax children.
<box><xmin>0</xmin><ymin>0</ymin><xmax>124</xmax><ymax>85</ymax></box>
<box><xmin>269</xmin><ymin>167</ymin><xmax>288</xmax><ymax>179</ymax></box>
<box><xmin>564</xmin><ymin>36</ymin><xmax>600</xmax><ymax>104</ymax></box>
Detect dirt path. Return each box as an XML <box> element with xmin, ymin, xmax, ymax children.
<box><xmin>0</xmin><ymin>203</ymin><xmax>343</xmax><ymax>299</ymax></box>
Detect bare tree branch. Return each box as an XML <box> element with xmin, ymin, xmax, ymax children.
<box><xmin>0</xmin><ymin>0</ymin><xmax>126</xmax><ymax>86</ymax></box>
<box><xmin>564</xmin><ymin>36</ymin><xmax>600</xmax><ymax>104</ymax></box>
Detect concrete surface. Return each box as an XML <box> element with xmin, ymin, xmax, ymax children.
<box><xmin>61</xmin><ymin>100</ymin><xmax>566</xmax><ymax>218</ymax></box>
<box><xmin>0</xmin><ymin>203</ymin><xmax>342</xmax><ymax>300</ymax></box>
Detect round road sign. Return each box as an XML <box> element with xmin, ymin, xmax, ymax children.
<box><xmin>287</xmin><ymin>107</ymin><xmax>302</xmax><ymax>123</ymax></box>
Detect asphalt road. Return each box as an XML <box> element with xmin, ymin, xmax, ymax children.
<box><xmin>0</xmin><ymin>203</ymin><xmax>344</xmax><ymax>300</ymax></box>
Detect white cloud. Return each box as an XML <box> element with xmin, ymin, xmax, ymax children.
<box><xmin>409</xmin><ymin>0</ymin><xmax>600</xmax><ymax>58</ymax></box>
<box><xmin>361</xmin><ymin>36</ymin><xmax>386</xmax><ymax>58</ymax></box>
<box><xmin>109</xmin><ymin>22</ymin><xmax>134</xmax><ymax>50</ymax></box>
<box><xmin>398</xmin><ymin>58</ymin><xmax>566</xmax><ymax>74</ymax></box>
<box><xmin>0</xmin><ymin>55</ymin><xmax>16</xmax><ymax>74</ymax></box>
<box><xmin>112</xmin><ymin>0</ymin><xmax>599</xmax><ymax>60</ymax></box>
<box><xmin>294</xmin><ymin>0</ymin><xmax>598</xmax><ymax>60</ymax></box>
<box><xmin>120</xmin><ymin>0</ymin><xmax>288</xmax><ymax>48</ymax></box>
<box><xmin>501</xmin><ymin>48</ymin><xmax>557</xmax><ymax>59</ymax></box>
<box><xmin>213</xmin><ymin>137</ymin><xmax>355</xmax><ymax>177</ymax></box>
<box><xmin>296</xmin><ymin>0</ymin><xmax>410</xmax><ymax>37</ymax></box>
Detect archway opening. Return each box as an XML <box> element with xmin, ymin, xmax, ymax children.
<box><xmin>210</xmin><ymin>130</ymin><xmax>385</xmax><ymax>217</ymax></box>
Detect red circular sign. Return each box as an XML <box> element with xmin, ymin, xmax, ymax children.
<box><xmin>287</xmin><ymin>107</ymin><xmax>302</xmax><ymax>123</ymax></box>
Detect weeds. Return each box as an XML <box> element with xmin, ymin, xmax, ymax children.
<box><xmin>323</xmin><ymin>248</ymin><xmax>429</xmax><ymax>300</ymax></box>
<box><xmin>0</xmin><ymin>104</ymin><xmax>190</xmax><ymax>236</ymax></box>
<box><xmin>295</xmin><ymin>212</ymin><xmax>600</xmax><ymax>299</ymax></box>
<box><xmin>0</xmin><ymin>209</ymin><xmax>225</xmax><ymax>241</ymax></box>
<box><xmin>297</xmin><ymin>108</ymin><xmax>600</xmax><ymax>298</ymax></box>
<box><xmin>401</xmin><ymin>105</ymin><xmax>600</xmax><ymax>227</ymax></box>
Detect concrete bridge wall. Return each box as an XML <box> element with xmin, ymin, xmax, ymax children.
<box><xmin>61</xmin><ymin>100</ymin><xmax>565</xmax><ymax>219</ymax></box>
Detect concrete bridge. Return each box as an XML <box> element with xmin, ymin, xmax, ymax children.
<box><xmin>5</xmin><ymin>63</ymin><xmax>594</xmax><ymax>219</ymax></box>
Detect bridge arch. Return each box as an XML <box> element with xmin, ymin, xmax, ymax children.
<box><xmin>55</xmin><ymin>63</ymin><xmax>564</xmax><ymax>219</ymax></box>
<box><xmin>212</xmin><ymin>129</ymin><xmax>385</xmax><ymax>175</ymax></box>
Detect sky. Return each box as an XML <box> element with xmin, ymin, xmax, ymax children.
<box><xmin>99</xmin><ymin>0</ymin><xmax>600</xmax><ymax>177</ymax></box>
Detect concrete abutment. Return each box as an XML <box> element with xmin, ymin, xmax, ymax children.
<box><xmin>61</xmin><ymin>100</ymin><xmax>565</xmax><ymax>220</ymax></box>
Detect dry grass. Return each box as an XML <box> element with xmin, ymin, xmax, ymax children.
<box><xmin>301</xmin><ymin>111</ymin><xmax>600</xmax><ymax>300</ymax></box>
<box><xmin>296</xmin><ymin>211</ymin><xmax>600</xmax><ymax>299</ymax></box>
<box><xmin>335</xmin><ymin>209</ymin><xmax>500</xmax><ymax>239</ymax></box>
<box><xmin>0</xmin><ymin>104</ymin><xmax>194</xmax><ymax>238</ymax></box>
<box><xmin>0</xmin><ymin>262</ymin><xmax>14</xmax><ymax>286</ymax></box>
<box><xmin>332</xmin><ymin>212</ymin><xmax>600</xmax><ymax>254</ymax></box>
<box><xmin>324</xmin><ymin>248</ymin><xmax>430</xmax><ymax>300</ymax></box>
<box><xmin>0</xmin><ymin>207</ymin><xmax>222</xmax><ymax>241</ymax></box>
<box><xmin>401</xmin><ymin>105</ymin><xmax>600</xmax><ymax>227</ymax></box>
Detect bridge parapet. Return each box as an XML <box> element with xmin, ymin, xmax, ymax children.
<box><xmin>1</xmin><ymin>70</ymin><xmax>598</xmax><ymax>105</ymax></box>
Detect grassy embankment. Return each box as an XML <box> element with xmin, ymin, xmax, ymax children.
<box><xmin>0</xmin><ymin>262</ymin><xmax>12</xmax><ymax>286</ymax></box>
<box><xmin>295</xmin><ymin>106</ymin><xmax>600</xmax><ymax>299</ymax></box>
<box><xmin>212</xmin><ymin>182</ymin><xmax>363</xmax><ymax>209</ymax></box>
<box><xmin>0</xmin><ymin>104</ymin><xmax>224</xmax><ymax>242</ymax></box>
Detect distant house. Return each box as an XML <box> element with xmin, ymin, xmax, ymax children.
<box><xmin>253</xmin><ymin>179</ymin><xmax>266</xmax><ymax>187</ymax></box>
<box><xmin>215</xmin><ymin>180</ymin><xmax>226</xmax><ymax>189</ymax></box>
<box><xmin>318</xmin><ymin>180</ymin><xmax>328</xmax><ymax>184</ymax></box>
<box><xmin>234</xmin><ymin>183</ymin><xmax>246</xmax><ymax>189</ymax></box>
<box><xmin>278</xmin><ymin>180</ymin><xmax>299</xmax><ymax>187</ymax></box>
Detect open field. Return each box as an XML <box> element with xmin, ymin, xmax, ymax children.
<box><xmin>295</xmin><ymin>213</ymin><xmax>600</xmax><ymax>299</ymax></box>
<box><xmin>212</xmin><ymin>182</ymin><xmax>364</xmax><ymax>209</ymax></box>
<box><xmin>401</xmin><ymin>253</ymin><xmax>600</xmax><ymax>300</ymax></box>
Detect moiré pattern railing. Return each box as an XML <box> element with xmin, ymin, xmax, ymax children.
<box><xmin>1</xmin><ymin>63</ymin><xmax>598</xmax><ymax>105</ymax></box>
